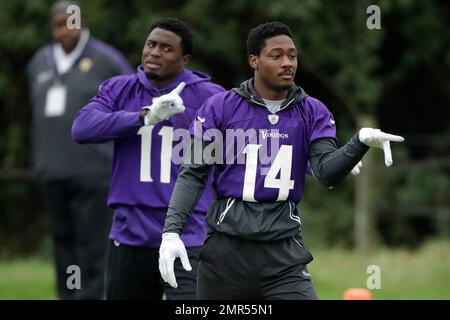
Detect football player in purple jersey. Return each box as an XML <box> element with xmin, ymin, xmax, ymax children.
<box><xmin>159</xmin><ymin>21</ymin><xmax>404</xmax><ymax>299</ymax></box>
<box><xmin>72</xmin><ymin>18</ymin><xmax>224</xmax><ymax>299</ymax></box>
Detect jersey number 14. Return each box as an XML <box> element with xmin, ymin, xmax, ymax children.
<box><xmin>242</xmin><ymin>144</ymin><xmax>294</xmax><ymax>202</ymax></box>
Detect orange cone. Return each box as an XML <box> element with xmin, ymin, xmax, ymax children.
<box><xmin>342</xmin><ymin>288</ymin><xmax>373</xmax><ymax>300</ymax></box>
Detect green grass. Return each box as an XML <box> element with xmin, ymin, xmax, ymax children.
<box><xmin>310</xmin><ymin>239</ymin><xmax>450</xmax><ymax>300</ymax></box>
<box><xmin>0</xmin><ymin>240</ymin><xmax>449</xmax><ymax>300</ymax></box>
<box><xmin>0</xmin><ymin>258</ymin><xmax>56</xmax><ymax>299</ymax></box>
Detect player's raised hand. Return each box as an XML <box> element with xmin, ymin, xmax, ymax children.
<box><xmin>142</xmin><ymin>82</ymin><xmax>186</xmax><ymax>125</ymax></box>
<box><xmin>159</xmin><ymin>232</ymin><xmax>192</xmax><ymax>289</ymax></box>
<box><xmin>170</xmin><ymin>81</ymin><xmax>185</xmax><ymax>95</ymax></box>
<box><xmin>359</xmin><ymin>128</ymin><xmax>405</xmax><ymax>167</ymax></box>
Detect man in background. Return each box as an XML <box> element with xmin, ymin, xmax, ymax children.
<box><xmin>27</xmin><ymin>0</ymin><xmax>132</xmax><ymax>299</ymax></box>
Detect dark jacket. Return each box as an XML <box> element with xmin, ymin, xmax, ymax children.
<box><xmin>27</xmin><ymin>35</ymin><xmax>132</xmax><ymax>180</ymax></box>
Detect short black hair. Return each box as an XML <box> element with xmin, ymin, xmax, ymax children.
<box><xmin>148</xmin><ymin>18</ymin><xmax>194</xmax><ymax>56</ymax></box>
<box><xmin>247</xmin><ymin>21</ymin><xmax>293</xmax><ymax>56</ymax></box>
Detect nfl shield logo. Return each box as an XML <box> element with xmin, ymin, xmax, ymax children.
<box><xmin>268</xmin><ymin>114</ymin><xmax>279</xmax><ymax>125</ymax></box>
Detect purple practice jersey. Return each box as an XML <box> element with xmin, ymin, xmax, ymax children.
<box><xmin>189</xmin><ymin>89</ymin><xmax>336</xmax><ymax>204</ymax></box>
<box><xmin>72</xmin><ymin>66</ymin><xmax>224</xmax><ymax>247</ymax></box>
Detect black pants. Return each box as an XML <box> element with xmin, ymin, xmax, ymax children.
<box><xmin>105</xmin><ymin>241</ymin><xmax>201</xmax><ymax>300</ymax></box>
<box><xmin>44</xmin><ymin>179</ymin><xmax>111</xmax><ymax>300</ymax></box>
<box><xmin>197</xmin><ymin>232</ymin><xmax>318</xmax><ymax>300</ymax></box>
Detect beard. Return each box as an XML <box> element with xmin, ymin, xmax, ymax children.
<box><xmin>145</xmin><ymin>71</ymin><xmax>160</xmax><ymax>80</ymax></box>
<box><xmin>270</xmin><ymin>82</ymin><xmax>292</xmax><ymax>92</ymax></box>
<box><xmin>261</xmin><ymin>76</ymin><xmax>293</xmax><ymax>92</ymax></box>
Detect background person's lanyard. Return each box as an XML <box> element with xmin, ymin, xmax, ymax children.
<box><xmin>44</xmin><ymin>47</ymin><xmax>67</xmax><ymax>118</ymax></box>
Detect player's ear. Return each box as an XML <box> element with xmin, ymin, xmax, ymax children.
<box><xmin>249</xmin><ymin>54</ymin><xmax>258</xmax><ymax>70</ymax></box>
<box><xmin>181</xmin><ymin>54</ymin><xmax>189</xmax><ymax>67</ymax></box>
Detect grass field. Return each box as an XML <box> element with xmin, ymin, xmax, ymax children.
<box><xmin>0</xmin><ymin>239</ymin><xmax>449</xmax><ymax>300</ymax></box>
<box><xmin>310</xmin><ymin>239</ymin><xmax>450</xmax><ymax>299</ymax></box>
<box><xmin>0</xmin><ymin>258</ymin><xmax>56</xmax><ymax>299</ymax></box>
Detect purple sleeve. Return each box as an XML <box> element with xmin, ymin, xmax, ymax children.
<box><xmin>188</xmin><ymin>95</ymin><xmax>223</xmax><ymax>140</ymax></box>
<box><xmin>72</xmin><ymin>79</ymin><xmax>141</xmax><ymax>144</ymax></box>
<box><xmin>309</xmin><ymin>98</ymin><xmax>337</xmax><ymax>145</ymax></box>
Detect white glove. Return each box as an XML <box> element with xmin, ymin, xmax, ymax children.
<box><xmin>143</xmin><ymin>82</ymin><xmax>186</xmax><ymax>125</ymax></box>
<box><xmin>351</xmin><ymin>161</ymin><xmax>363</xmax><ymax>175</ymax></box>
<box><xmin>359</xmin><ymin>128</ymin><xmax>405</xmax><ymax>167</ymax></box>
<box><xmin>159</xmin><ymin>232</ymin><xmax>191</xmax><ymax>289</ymax></box>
